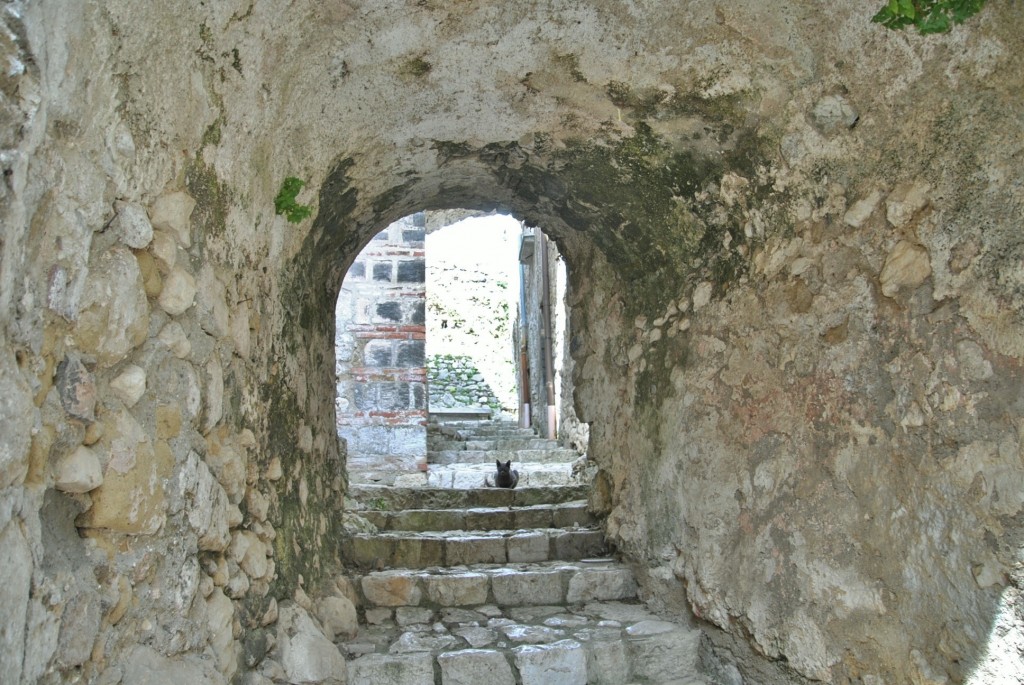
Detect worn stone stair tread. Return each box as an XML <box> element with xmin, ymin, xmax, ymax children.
<box><xmin>343</xmin><ymin>597</ymin><xmax>704</xmax><ymax>685</ymax></box>
<box><xmin>425</xmin><ymin>462</ymin><xmax>585</xmax><ymax>489</ymax></box>
<box><xmin>361</xmin><ymin>500</ymin><xmax>593</xmax><ymax>532</ymax></box>
<box><xmin>350</xmin><ymin>483</ymin><xmax>590</xmax><ymax>510</ymax></box>
<box><xmin>342</xmin><ymin>526</ymin><xmax>608</xmax><ymax>568</ymax></box>
<box><xmin>430</xmin><ymin>448</ymin><xmax>582</xmax><ymax>465</ymax></box>
<box><xmin>353</xmin><ymin>560</ymin><xmax>640</xmax><ymax>610</ymax></box>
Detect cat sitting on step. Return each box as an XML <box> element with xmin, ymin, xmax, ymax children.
<box><xmin>485</xmin><ymin>459</ymin><xmax>519</xmax><ymax>489</ymax></box>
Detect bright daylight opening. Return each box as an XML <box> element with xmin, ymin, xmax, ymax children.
<box><xmin>335</xmin><ymin>211</ymin><xmax>590</xmax><ymax>488</ymax></box>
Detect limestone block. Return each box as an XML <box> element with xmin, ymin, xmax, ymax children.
<box><xmin>0</xmin><ymin>522</ymin><xmax>32</xmax><ymax>684</ymax></box>
<box><xmin>55</xmin><ymin>445</ymin><xmax>103</xmax><ymax>493</ymax></box>
<box><xmin>554</xmin><ymin>529</ymin><xmax>606</xmax><ymax>559</ymax></box>
<box><xmin>316</xmin><ymin>595</ymin><xmax>358</xmax><ymax>641</ymax></box>
<box><xmin>566</xmin><ymin>567</ymin><xmax>637</xmax><ymax>603</ymax></box>
<box><xmin>277</xmin><ymin>603</ymin><xmax>347</xmax><ymax>684</ymax></box>
<box><xmin>395</xmin><ymin>606</ymin><xmax>434</xmax><ymax>626</ymax></box>
<box><xmin>75</xmin><ymin>246</ymin><xmax>150</xmax><ymax>367</ymax></box>
<box><xmin>438</xmin><ymin>649</ymin><xmax>515</xmax><ymax>685</ymax></box>
<box><xmin>389</xmin><ymin>630</ymin><xmax>458</xmax><ymax>653</ymax></box>
<box><xmin>261</xmin><ymin>597</ymin><xmax>279</xmax><ymax>627</ymax></box>
<box><xmin>150</xmin><ymin>229</ymin><xmax>178</xmax><ymax>270</ymax></box>
<box><xmin>513</xmin><ymin>639</ymin><xmax>587</xmax><ymax>685</ymax></box>
<box><xmin>365</xmin><ymin>608</ymin><xmax>392</xmax><ymax>625</ymax></box>
<box><xmin>122</xmin><ymin>645</ymin><xmax>226</xmax><ymax>685</ymax></box>
<box><xmin>446</xmin><ymin>535</ymin><xmax>506</xmax><ymax>565</ymax></box>
<box><xmin>77</xmin><ymin>410</ymin><xmax>170</xmax><ymax>534</ymax></box>
<box><xmin>205</xmin><ymin>426</ymin><xmax>247</xmax><ymax>504</ymax></box>
<box><xmin>453</xmin><ymin>626</ymin><xmax>497</xmax><ymax>648</ymax></box>
<box><xmin>466</xmin><ymin>507</ymin><xmax>513</xmax><ymax>529</ymax></box>
<box><xmin>226</xmin><ymin>565</ymin><xmax>250</xmax><ymax>598</ymax></box>
<box><xmin>585</xmin><ymin>638</ymin><xmax>631</xmax><ymax>685</ymax></box>
<box><xmin>112</xmin><ymin>200</ymin><xmax>153</xmax><ymax>249</ymax></box>
<box><xmin>55</xmin><ymin>353</ymin><xmax>96</xmax><ymax>421</ymax></box>
<box><xmin>347</xmin><ymin>653</ymin><xmax>433</xmax><ymax>685</ymax></box>
<box><xmin>625</xmin><ymin>620</ymin><xmax>701</xmax><ymax>682</ymax></box>
<box><xmin>159</xmin><ymin>267</ymin><xmax>197</xmax><ymax>316</ymax></box>
<box><xmin>422</xmin><ymin>572</ymin><xmax>489</xmax><ymax>606</ymax></box>
<box><xmin>956</xmin><ymin>340</ymin><xmax>993</xmax><ymax>381</ymax></box>
<box><xmin>21</xmin><ymin>597</ymin><xmax>59</xmax><ymax>684</ymax></box>
<box><xmin>552</xmin><ymin>503</ymin><xmax>591</xmax><ymax>528</ymax></box>
<box><xmin>843</xmin><ymin>190</ymin><xmax>882</xmax><ymax>228</ymax></box>
<box><xmin>179</xmin><ymin>451</ymin><xmax>231</xmax><ymax>551</ymax></box>
<box><xmin>204</xmin><ymin>357</ymin><xmax>224</xmax><ymax>434</ymax></box>
<box><xmin>158</xmin><ymin>321</ymin><xmax>191</xmax><ymax>358</ymax></box>
<box><xmin>880</xmin><ymin>240</ymin><xmax>931</xmax><ymax>297</ymax></box>
<box><xmin>266</xmin><ymin>457</ymin><xmax>283</xmax><ymax>481</ymax></box>
<box><xmin>150</xmin><ymin>190</ymin><xmax>196</xmax><ymax>247</ymax></box>
<box><xmin>136</xmin><ymin>250</ymin><xmax>163</xmax><ymax>297</ymax></box>
<box><xmin>362</xmin><ymin>571</ymin><xmax>422</xmax><ymax>606</ymax></box>
<box><xmin>0</xmin><ymin>351</ymin><xmax>33</xmax><ymax>490</ymax></box>
<box><xmin>811</xmin><ymin>94</ymin><xmax>859</xmax><ymax>133</ymax></box>
<box><xmin>230</xmin><ymin>530</ymin><xmax>269</xmax><ymax>580</ymax></box>
<box><xmin>507</xmin><ymin>531</ymin><xmax>549</xmax><ymax>563</ymax></box>
<box><xmin>491</xmin><ymin>569</ymin><xmax>564</xmax><ymax>606</ymax></box>
<box><xmin>513</xmin><ymin>507</ymin><xmax>554</xmax><ymax>529</ymax></box>
<box><xmin>247</xmin><ymin>488</ymin><xmax>271</xmax><ymax>522</ymax></box>
<box><xmin>886</xmin><ymin>181</ymin><xmax>931</xmax><ymax>227</ymax></box>
<box><xmin>692</xmin><ymin>281</ymin><xmax>713</xmax><ymax>311</ymax></box>
<box><xmin>500</xmin><ymin>624</ymin><xmax>566</xmax><ymax>644</ymax></box>
<box><xmin>231</xmin><ymin>300</ymin><xmax>252</xmax><ymax>358</ymax></box>
<box><xmin>196</xmin><ymin>265</ymin><xmax>230</xmax><ymax>338</ymax></box>
<box><xmin>206</xmin><ymin>588</ymin><xmax>236</xmax><ymax>676</ymax></box>
<box><xmin>110</xmin><ymin>364</ymin><xmax>146</xmax><ymax>407</ymax></box>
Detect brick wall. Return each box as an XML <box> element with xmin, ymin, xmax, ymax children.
<box><xmin>335</xmin><ymin>214</ymin><xmax>427</xmax><ymax>477</ymax></box>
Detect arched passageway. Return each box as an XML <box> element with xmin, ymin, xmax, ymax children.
<box><xmin>2</xmin><ymin>2</ymin><xmax>1023</xmax><ymax>683</ymax></box>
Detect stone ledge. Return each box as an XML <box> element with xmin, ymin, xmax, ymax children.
<box><xmin>353</xmin><ymin>560</ymin><xmax>635</xmax><ymax>609</ymax></box>
<box><xmin>349</xmin><ymin>484</ymin><xmax>591</xmax><ymax>510</ymax></box>
<box><xmin>342</xmin><ymin>528</ymin><xmax>607</xmax><ymax>569</ymax></box>
<box><xmin>360</xmin><ymin>500</ymin><xmax>593</xmax><ymax>532</ymax></box>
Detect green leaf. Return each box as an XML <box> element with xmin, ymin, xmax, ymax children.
<box><xmin>918</xmin><ymin>10</ymin><xmax>951</xmax><ymax>33</ymax></box>
<box><xmin>274</xmin><ymin>176</ymin><xmax>314</xmax><ymax>224</ymax></box>
<box><xmin>899</xmin><ymin>0</ymin><xmax>916</xmax><ymax>18</ymax></box>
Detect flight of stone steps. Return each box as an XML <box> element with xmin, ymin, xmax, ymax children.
<box><xmin>424</xmin><ymin>418</ymin><xmax>591</xmax><ymax>489</ymax></box>
<box><xmin>337</xmin><ymin>419</ymin><xmax>714</xmax><ymax>684</ymax></box>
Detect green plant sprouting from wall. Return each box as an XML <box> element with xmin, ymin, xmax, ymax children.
<box><xmin>274</xmin><ymin>177</ymin><xmax>314</xmax><ymax>223</ymax></box>
<box><xmin>872</xmin><ymin>0</ymin><xmax>986</xmax><ymax>34</ymax></box>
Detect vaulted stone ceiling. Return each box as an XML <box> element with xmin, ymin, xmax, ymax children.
<box><xmin>2</xmin><ymin>1</ymin><xmax>1022</xmax><ymax>682</ymax></box>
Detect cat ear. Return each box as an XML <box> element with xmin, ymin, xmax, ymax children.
<box><xmin>505</xmin><ymin>460</ymin><xmax>511</xmax><ymax>468</ymax></box>
<box><xmin>496</xmin><ymin>459</ymin><xmax>501</xmax><ymax>468</ymax></box>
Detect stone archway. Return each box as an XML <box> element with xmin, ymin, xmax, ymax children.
<box><xmin>3</xmin><ymin>2</ymin><xmax>1024</xmax><ymax>683</ymax></box>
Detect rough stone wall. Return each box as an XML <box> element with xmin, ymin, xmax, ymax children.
<box><xmin>424</xmin><ymin>215</ymin><xmax>519</xmax><ymax>414</ymax></box>
<box><xmin>335</xmin><ymin>214</ymin><xmax>427</xmax><ymax>476</ymax></box>
<box><xmin>427</xmin><ymin>354</ymin><xmax>503</xmax><ymax>413</ymax></box>
<box><xmin>1</xmin><ymin>0</ymin><xmax>1022</xmax><ymax>683</ymax></box>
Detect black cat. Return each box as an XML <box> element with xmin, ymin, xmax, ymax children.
<box><xmin>485</xmin><ymin>459</ymin><xmax>519</xmax><ymax>489</ymax></box>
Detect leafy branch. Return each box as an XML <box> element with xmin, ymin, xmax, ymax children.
<box><xmin>274</xmin><ymin>177</ymin><xmax>313</xmax><ymax>223</ymax></box>
<box><xmin>872</xmin><ymin>0</ymin><xmax>987</xmax><ymax>34</ymax></box>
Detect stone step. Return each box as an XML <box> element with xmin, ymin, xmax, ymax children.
<box><xmin>429</xmin><ymin>448</ymin><xmax>581</xmax><ymax>466</ymax></box>
<box><xmin>342</xmin><ymin>528</ymin><xmax>607</xmax><ymax>569</ymax></box>
<box><xmin>427</xmin><ymin>439</ymin><xmax>560</xmax><ymax>454</ymax></box>
<box><xmin>343</xmin><ymin>597</ymin><xmax>706</xmax><ymax>685</ymax></box>
<box><xmin>360</xmin><ymin>500</ymin><xmax>593</xmax><ymax>532</ymax></box>
<box><xmin>350</xmin><ymin>484</ymin><xmax>590</xmax><ymax>511</ymax></box>
<box><xmin>354</xmin><ymin>560</ymin><xmax>638</xmax><ymax>609</ymax></box>
<box><xmin>433</xmin><ymin>426</ymin><xmax>539</xmax><ymax>439</ymax></box>
<box><xmin>425</xmin><ymin>462</ymin><xmax>584</xmax><ymax>489</ymax></box>
<box><xmin>461</xmin><ymin>438</ymin><xmax>562</xmax><ymax>451</ymax></box>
